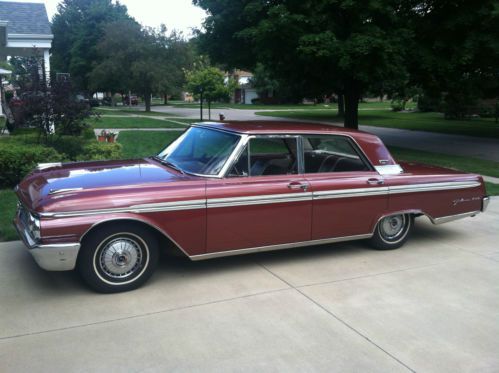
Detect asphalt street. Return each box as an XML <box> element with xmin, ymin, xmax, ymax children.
<box><xmin>1</xmin><ymin>198</ymin><xmax>498</xmax><ymax>372</ymax></box>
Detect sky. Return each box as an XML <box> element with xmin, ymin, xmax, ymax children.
<box><xmin>11</xmin><ymin>0</ymin><xmax>207</xmax><ymax>36</ymax></box>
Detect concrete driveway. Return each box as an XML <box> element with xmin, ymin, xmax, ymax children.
<box><xmin>1</xmin><ymin>199</ymin><xmax>498</xmax><ymax>372</ymax></box>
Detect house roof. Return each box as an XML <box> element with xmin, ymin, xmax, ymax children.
<box><xmin>0</xmin><ymin>1</ymin><xmax>52</xmax><ymax>35</ymax></box>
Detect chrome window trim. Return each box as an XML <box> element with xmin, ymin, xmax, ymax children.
<box><xmin>300</xmin><ymin>134</ymin><xmax>375</xmax><ymax>174</ymax></box>
<box><xmin>157</xmin><ymin>124</ymin><xmax>245</xmax><ymax>179</ymax></box>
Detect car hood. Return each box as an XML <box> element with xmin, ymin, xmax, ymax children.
<box><xmin>16</xmin><ymin>158</ymin><xmax>204</xmax><ymax>213</ymax></box>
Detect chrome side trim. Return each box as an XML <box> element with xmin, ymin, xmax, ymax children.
<box><xmin>189</xmin><ymin>233</ymin><xmax>373</xmax><ymax>261</ymax></box>
<box><xmin>389</xmin><ymin>181</ymin><xmax>481</xmax><ymax>194</ymax></box>
<box><xmin>40</xmin><ymin>181</ymin><xmax>481</xmax><ymax>218</ymax></box>
<box><xmin>49</xmin><ymin>188</ymin><xmax>83</xmax><ymax>195</ymax></box>
<box><xmin>431</xmin><ymin>211</ymin><xmax>480</xmax><ymax>225</ymax></box>
<box><xmin>40</xmin><ymin>199</ymin><xmax>207</xmax><ymax>218</ymax></box>
<box><xmin>207</xmin><ymin>192</ymin><xmax>313</xmax><ymax>208</ymax></box>
<box><xmin>313</xmin><ymin>187</ymin><xmax>389</xmax><ymax>200</ymax></box>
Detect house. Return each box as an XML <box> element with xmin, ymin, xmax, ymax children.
<box><xmin>0</xmin><ymin>1</ymin><xmax>52</xmax><ymax>117</ymax></box>
<box><xmin>227</xmin><ymin>70</ymin><xmax>259</xmax><ymax>105</ymax></box>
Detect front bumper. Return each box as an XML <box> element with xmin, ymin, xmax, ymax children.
<box><xmin>482</xmin><ymin>196</ymin><xmax>490</xmax><ymax>212</ymax></box>
<box><xmin>14</xmin><ymin>209</ymin><xmax>80</xmax><ymax>271</ymax></box>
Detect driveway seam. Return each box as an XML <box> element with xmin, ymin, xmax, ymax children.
<box><xmin>0</xmin><ymin>287</ymin><xmax>290</xmax><ymax>341</ymax></box>
<box><xmin>293</xmin><ymin>255</ymin><xmax>472</xmax><ymax>289</ymax></box>
<box><xmin>257</xmin><ymin>261</ymin><xmax>416</xmax><ymax>373</ymax></box>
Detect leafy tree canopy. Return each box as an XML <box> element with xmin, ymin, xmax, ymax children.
<box><xmin>194</xmin><ymin>0</ymin><xmax>412</xmax><ymax>128</ymax></box>
<box><xmin>90</xmin><ymin>20</ymin><xmax>194</xmax><ymax>111</ymax></box>
<box><xmin>51</xmin><ymin>0</ymin><xmax>131</xmax><ymax>94</ymax></box>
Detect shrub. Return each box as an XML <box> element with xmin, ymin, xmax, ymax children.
<box><xmin>0</xmin><ymin>143</ymin><xmax>64</xmax><ymax>187</ymax></box>
<box><xmin>417</xmin><ymin>94</ymin><xmax>443</xmax><ymax>112</ymax></box>
<box><xmin>390</xmin><ymin>99</ymin><xmax>405</xmax><ymax>112</ymax></box>
<box><xmin>49</xmin><ymin>135</ymin><xmax>86</xmax><ymax>160</ymax></box>
<box><xmin>77</xmin><ymin>142</ymin><xmax>122</xmax><ymax>161</ymax></box>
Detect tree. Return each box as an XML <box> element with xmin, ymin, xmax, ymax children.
<box><xmin>194</xmin><ymin>0</ymin><xmax>411</xmax><ymax>129</ymax></box>
<box><xmin>90</xmin><ymin>20</ymin><xmax>194</xmax><ymax>112</ymax></box>
<box><xmin>51</xmin><ymin>0</ymin><xmax>131</xmax><ymax>94</ymax></box>
<box><xmin>185</xmin><ymin>59</ymin><xmax>235</xmax><ymax>120</ymax></box>
<box><xmin>406</xmin><ymin>1</ymin><xmax>499</xmax><ymax>119</ymax></box>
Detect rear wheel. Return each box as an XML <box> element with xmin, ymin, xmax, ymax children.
<box><xmin>78</xmin><ymin>223</ymin><xmax>159</xmax><ymax>293</ymax></box>
<box><xmin>369</xmin><ymin>214</ymin><xmax>413</xmax><ymax>250</ymax></box>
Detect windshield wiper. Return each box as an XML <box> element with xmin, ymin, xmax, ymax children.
<box><xmin>151</xmin><ymin>156</ymin><xmax>185</xmax><ymax>175</ymax></box>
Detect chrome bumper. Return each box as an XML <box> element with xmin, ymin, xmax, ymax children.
<box><xmin>14</xmin><ymin>212</ymin><xmax>80</xmax><ymax>271</ymax></box>
<box><xmin>482</xmin><ymin>196</ymin><xmax>490</xmax><ymax>212</ymax></box>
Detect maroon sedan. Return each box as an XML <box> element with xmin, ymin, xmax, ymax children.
<box><xmin>14</xmin><ymin>121</ymin><xmax>489</xmax><ymax>292</ymax></box>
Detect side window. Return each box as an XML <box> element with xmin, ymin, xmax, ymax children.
<box><xmin>228</xmin><ymin>137</ymin><xmax>298</xmax><ymax>176</ymax></box>
<box><xmin>303</xmin><ymin>136</ymin><xmax>370</xmax><ymax>173</ymax></box>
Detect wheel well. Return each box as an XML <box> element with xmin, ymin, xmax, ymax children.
<box><xmin>79</xmin><ymin>219</ymin><xmax>186</xmax><ymax>258</ymax></box>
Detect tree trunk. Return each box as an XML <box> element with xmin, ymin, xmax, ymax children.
<box><xmin>200</xmin><ymin>92</ymin><xmax>203</xmax><ymax>121</ymax></box>
<box><xmin>144</xmin><ymin>92</ymin><xmax>151</xmax><ymax>112</ymax></box>
<box><xmin>337</xmin><ymin>93</ymin><xmax>345</xmax><ymax>117</ymax></box>
<box><xmin>208</xmin><ymin>100</ymin><xmax>211</xmax><ymax>120</ymax></box>
<box><xmin>164</xmin><ymin>94</ymin><xmax>168</xmax><ymax>105</ymax></box>
<box><xmin>343</xmin><ymin>82</ymin><xmax>359</xmax><ymax>129</ymax></box>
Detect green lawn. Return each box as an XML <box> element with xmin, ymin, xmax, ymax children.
<box><xmin>0</xmin><ymin>189</ymin><xmax>18</xmax><ymax>242</ymax></box>
<box><xmin>92</xmin><ymin>116</ymin><xmax>190</xmax><ymax>129</ymax></box>
<box><xmin>387</xmin><ymin>146</ymin><xmax>499</xmax><ymax>178</ymax></box>
<box><xmin>118</xmin><ymin>131</ymin><xmax>181</xmax><ymax>159</ymax></box>
<box><xmin>256</xmin><ymin>109</ymin><xmax>499</xmax><ymax>138</ymax></box>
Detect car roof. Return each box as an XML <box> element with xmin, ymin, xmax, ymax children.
<box><xmin>194</xmin><ymin>121</ymin><xmax>372</xmax><ymax>138</ymax></box>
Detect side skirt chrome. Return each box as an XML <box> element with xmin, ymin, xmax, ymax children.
<box><xmin>189</xmin><ymin>233</ymin><xmax>373</xmax><ymax>261</ymax></box>
<box><xmin>430</xmin><ymin>211</ymin><xmax>480</xmax><ymax>225</ymax></box>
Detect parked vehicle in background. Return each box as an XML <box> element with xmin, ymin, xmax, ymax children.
<box><xmin>14</xmin><ymin>121</ymin><xmax>489</xmax><ymax>293</ymax></box>
<box><xmin>123</xmin><ymin>95</ymin><xmax>138</xmax><ymax>106</ymax></box>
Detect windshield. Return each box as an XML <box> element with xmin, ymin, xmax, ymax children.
<box><xmin>157</xmin><ymin>127</ymin><xmax>241</xmax><ymax>176</ymax></box>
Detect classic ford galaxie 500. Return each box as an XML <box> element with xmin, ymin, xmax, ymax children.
<box><xmin>14</xmin><ymin>121</ymin><xmax>489</xmax><ymax>292</ymax></box>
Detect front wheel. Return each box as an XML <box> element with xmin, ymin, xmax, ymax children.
<box><xmin>369</xmin><ymin>214</ymin><xmax>413</xmax><ymax>250</ymax></box>
<box><xmin>78</xmin><ymin>224</ymin><xmax>159</xmax><ymax>293</ymax></box>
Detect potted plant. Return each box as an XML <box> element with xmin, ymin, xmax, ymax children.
<box><xmin>106</xmin><ymin>131</ymin><xmax>117</xmax><ymax>143</ymax></box>
<box><xmin>97</xmin><ymin>129</ymin><xmax>107</xmax><ymax>142</ymax></box>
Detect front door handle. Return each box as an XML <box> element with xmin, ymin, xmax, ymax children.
<box><xmin>367</xmin><ymin>178</ymin><xmax>384</xmax><ymax>185</ymax></box>
<box><xmin>288</xmin><ymin>181</ymin><xmax>309</xmax><ymax>191</ymax></box>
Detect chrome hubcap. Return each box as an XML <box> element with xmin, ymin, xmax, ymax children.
<box><xmin>99</xmin><ymin>238</ymin><xmax>142</xmax><ymax>279</ymax></box>
<box><xmin>380</xmin><ymin>215</ymin><xmax>406</xmax><ymax>241</ymax></box>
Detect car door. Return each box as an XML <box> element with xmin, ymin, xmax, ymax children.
<box><xmin>302</xmin><ymin>135</ymin><xmax>388</xmax><ymax>239</ymax></box>
<box><xmin>206</xmin><ymin>135</ymin><xmax>312</xmax><ymax>253</ymax></box>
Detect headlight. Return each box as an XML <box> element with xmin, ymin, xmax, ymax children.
<box><xmin>28</xmin><ymin>213</ymin><xmax>41</xmax><ymax>242</ymax></box>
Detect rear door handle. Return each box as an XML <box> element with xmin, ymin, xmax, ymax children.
<box><xmin>288</xmin><ymin>181</ymin><xmax>309</xmax><ymax>191</ymax></box>
<box><xmin>367</xmin><ymin>178</ymin><xmax>384</xmax><ymax>185</ymax></box>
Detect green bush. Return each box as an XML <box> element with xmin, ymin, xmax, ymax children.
<box><xmin>0</xmin><ymin>143</ymin><xmax>64</xmax><ymax>187</ymax></box>
<box><xmin>77</xmin><ymin>142</ymin><xmax>123</xmax><ymax>161</ymax></box>
<box><xmin>390</xmin><ymin>100</ymin><xmax>405</xmax><ymax>112</ymax></box>
<box><xmin>49</xmin><ymin>135</ymin><xmax>86</xmax><ymax>160</ymax></box>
